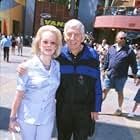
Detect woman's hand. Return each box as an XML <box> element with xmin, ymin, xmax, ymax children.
<box><xmin>9</xmin><ymin>118</ymin><xmax>20</xmax><ymax>132</ymax></box>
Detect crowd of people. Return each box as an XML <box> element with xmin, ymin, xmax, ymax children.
<box><xmin>0</xmin><ymin>34</ymin><xmax>23</xmax><ymax>62</ymax></box>
<box><xmin>1</xmin><ymin>19</ymin><xmax>139</xmax><ymax>140</ymax></box>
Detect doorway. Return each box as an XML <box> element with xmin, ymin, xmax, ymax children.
<box><xmin>13</xmin><ymin>20</ymin><xmax>20</xmax><ymax>35</ymax></box>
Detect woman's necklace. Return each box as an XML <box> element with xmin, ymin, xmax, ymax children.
<box><xmin>39</xmin><ymin>56</ymin><xmax>51</xmax><ymax>70</ymax></box>
<box><xmin>43</xmin><ymin>64</ymin><xmax>50</xmax><ymax>70</ymax></box>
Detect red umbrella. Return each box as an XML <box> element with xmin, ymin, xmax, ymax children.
<box><xmin>3</xmin><ymin>19</ymin><xmax>7</xmax><ymax>35</ymax></box>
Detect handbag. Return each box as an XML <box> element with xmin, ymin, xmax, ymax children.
<box><xmin>10</xmin><ymin>127</ymin><xmax>20</xmax><ymax>140</ymax></box>
<box><xmin>11</xmin><ymin>132</ymin><xmax>16</xmax><ymax>140</ymax></box>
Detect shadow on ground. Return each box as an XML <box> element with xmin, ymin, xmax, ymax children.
<box><xmin>0</xmin><ymin>107</ymin><xmax>10</xmax><ymax>130</ymax></box>
<box><xmin>89</xmin><ymin>122</ymin><xmax>140</xmax><ymax>140</ymax></box>
<box><xmin>100</xmin><ymin>113</ymin><xmax>140</xmax><ymax>121</ymax></box>
<box><xmin>52</xmin><ymin>119</ymin><xmax>140</xmax><ymax>140</ymax></box>
<box><xmin>0</xmin><ymin>107</ymin><xmax>140</xmax><ymax>140</ymax></box>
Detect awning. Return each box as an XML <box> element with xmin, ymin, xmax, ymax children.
<box><xmin>93</xmin><ymin>15</ymin><xmax>140</xmax><ymax>31</ymax></box>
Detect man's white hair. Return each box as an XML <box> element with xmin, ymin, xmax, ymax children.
<box><xmin>116</xmin><ymin>31</ymin><xmax>127</xmax><ymax>39</ymax></box>
<box><xmin>64</xmin><ymin>19</ymin><xmax>85</xmax><ymax>39</ymax></box>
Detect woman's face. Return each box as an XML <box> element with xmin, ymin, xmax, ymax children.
<box><xmin>39</xmin><ymin>31</ymin><xmax>57</xmax><ymax>57</ymax></box>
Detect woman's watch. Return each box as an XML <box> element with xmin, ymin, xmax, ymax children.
<box><xmin>10</xmin><ymin>117</ymin><xmax>17</xmax><ymax>122</ymax></box>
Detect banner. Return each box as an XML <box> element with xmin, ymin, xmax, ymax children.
<box><xmin>3</xmin><ymin>19</ymin><xmax>7</xmax><ymax>34</ymax></box>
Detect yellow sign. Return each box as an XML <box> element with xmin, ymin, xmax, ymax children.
<box><xmin>44</xmin><ymin>19</ymin><xmax>65</xmax><ymax>28</ymax></box>
<box><xmin>14</xmin><ymin>0</ymin><xmax>25</xmax><ymax>6</ymax></box>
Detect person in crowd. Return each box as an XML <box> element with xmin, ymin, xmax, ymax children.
<box><xmin>0</xmin><ymin>32</ymin><xmax>2</xmax><ymax>41</ymax></box>
<box><xmin>102</xmin><ymin>31</ymin><xmax>137</xmax><ymax>115</ymax></box>
<box><xmin>16</xmin><ymin>36</ymin><xmax>23</xmax><ymax>56</ymax></box>
<box><xmin>127</xmin><ymin>78</ymin><xmax>140</xmax><ymax>118</ymax></box>
<box><xmin>97</xmin><ymin>39</ymin><xmax>110</xmax><ymax>71</ymax></box>
<box><xmin>9</xmin><ymin>25</ymin><xmax>62</xmax><ymax>140</ymax></box>
<box><xmin>11</xmin><ymin>36</ymin><xmax>17</xmax><ymax>55</ymax></box>
<box><xmin>128</xmin><ymin>49</ymin><xmax>140</xmax><ymax>118</ymax></box>
<box><xmin>98</xmin><ymin>39</ymin><xmax>109</xmax><ymax>53</ymax></box>
<box><xmin>0</xmin><ymin>35</ymin><xmax>11</xmax><ymax>62</ymax></box>
<box><xmin>17</xmin><ymin>19</ymin><xmax>102</xmax><ymax>140</ymax></box>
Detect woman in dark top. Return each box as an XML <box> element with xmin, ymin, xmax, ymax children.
<box><xmin>11</xmin><ymin>37</ymin><xmax>17</xmax><ymax>55</ymax></box>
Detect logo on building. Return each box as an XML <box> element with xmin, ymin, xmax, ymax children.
<box><xmin>42</xmin><ymin>19</ymin><xmax>65</xmax><ymax>28</ymax></box>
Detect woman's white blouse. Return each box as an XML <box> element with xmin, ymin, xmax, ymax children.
<box><xmin>17</xmin><ymin>55</ymin><xmax>60</xmax><ymax>125</ymax></box>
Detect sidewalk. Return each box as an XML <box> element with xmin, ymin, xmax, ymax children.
<box><xmin>0</xmin><ymin>46</ymin><xmax>32</xmax><ymax>140</ymax></box>
<box><xmin>0</xmin><ymin>46</ymin><xmax>140</xmax><ymax>140</ymax></box>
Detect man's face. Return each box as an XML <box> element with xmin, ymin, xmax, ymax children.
<box><xmin>64</xmin><ymin>26</ymin><xmax>84</xmax><ymax>53</ymax></box>
<box><xmin>116</xmin><ymin>33</ymin><xmax>126</xmax><ymax>46</ymax></box>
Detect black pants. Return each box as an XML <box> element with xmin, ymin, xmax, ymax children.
<box><xmin>56</xmin><ymin>104</ymin><xmax>94</xmax><ymax>140</ymax></box>
<box><xmin>3</xmin><ymin>47</ymin><xmax>10</xmax><ymax>62</ymax></box>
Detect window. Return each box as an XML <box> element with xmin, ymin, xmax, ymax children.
<box><xmin>13</xmin><ymin>20</ymin><xmax>20</xmax><ymax>35</ymax></box>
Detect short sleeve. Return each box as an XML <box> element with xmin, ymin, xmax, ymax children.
<box><xmin>16</xmin><ymin>74</ymin><xmax>29</xmax><ymax>92</ymax></box>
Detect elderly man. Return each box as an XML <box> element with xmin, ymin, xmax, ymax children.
<box><xmin>102</xmin><ymin>31</ymin><xmax>137</xmax><ymax>115</ymax></box>
<box><xmin>56</xmin><ymin>19</ymin><xmax>102</xmax><ymax>140</ymax></box>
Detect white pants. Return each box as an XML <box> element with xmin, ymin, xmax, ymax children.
<box><xmin>18</xmin><ymin>120</ymin><xmax>54</xmax><ymax>140</ymax></box>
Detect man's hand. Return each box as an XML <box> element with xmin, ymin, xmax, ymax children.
<box><xmin>101</xmin><ymin>70</ymin><xmax>107</xmax><ymax>80</ymax></box>
<box><xmin>16</xmin><ymin>64</ymin><xmax>27</xmax><ymax>75</ymax></box>
<box><xmin>91</xmin><ymin>112</ymin><xmax>99</xmax><ymax>121</ymax></box>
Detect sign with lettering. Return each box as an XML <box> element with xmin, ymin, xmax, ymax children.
<box><xmin>128</xmin><ymin>23</ymin><xmax>136</xmax><ymax>27</ymax></box>
<box><xmin>43</xmin><ymin>19</ymin><xmax>65</xmax><ymax>28</ymax></box>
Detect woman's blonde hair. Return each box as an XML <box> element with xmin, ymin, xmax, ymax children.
<box><xmin>32</xmin><ymin>25</ymin><xmax>62</xmax><ymax>58</ymax></box>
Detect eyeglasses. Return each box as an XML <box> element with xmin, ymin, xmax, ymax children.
<box><xmin>120</xmin><ymin>37</ymin><xmax>126</xmax><ymax>40</ymax></box>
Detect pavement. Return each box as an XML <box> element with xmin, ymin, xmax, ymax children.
<box><xmin>0</xmin><ymin>46</ymin><xmax>140</xmax><ymax>140</ymax></box>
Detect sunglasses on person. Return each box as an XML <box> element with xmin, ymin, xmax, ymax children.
<box><xmin>120</xmin><ymin>37</ymin><xmax>126</xmax><ymax>40</ymax></box>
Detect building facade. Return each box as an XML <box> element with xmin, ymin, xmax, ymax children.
<box><xmin>93</xmin><ymin>0</ymin><xmax>140</xmax><ymax>44</ymax></box>
<box><xmin>0</xmin><ymin>0</ymin><xmax>25</xmax><ymax>35</ymax></box>
<box><xmin>0</xmin><ymin>0</ymin><xmax>98</xmax><ymax>37</ymax></box>
<box><xmin>31</xmin><ymin>0</ymin><xmax>98</xmax><ymax>36</ymax></box>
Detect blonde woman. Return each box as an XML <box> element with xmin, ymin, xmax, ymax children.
<box><xmin>9</xmin><ymin>25</ymin><xmax>62</xmax><ymax>140</ymax></box>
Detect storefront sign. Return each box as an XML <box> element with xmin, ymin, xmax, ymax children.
<box><xmin>43</xmin><ymin>19</ymin><xmax>65</xmax><ymax>28</ymax></box>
